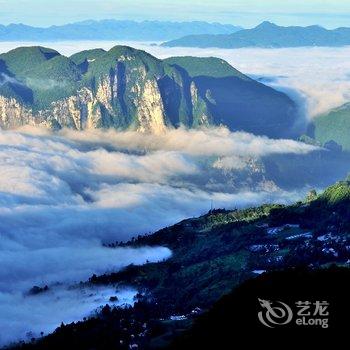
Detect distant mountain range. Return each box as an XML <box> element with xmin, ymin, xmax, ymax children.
<box><xmin>162</xmin><ymin>21</ymin><xmax>350</xmax><ymax>48</ymax></box>
<box><xmin>0</xmin><ymin>20</ymin><xmax>242</xmax><ymax>41</ymax></box>
<box><xmin>0</xmin><ymin>45</ymin><xmax>299</xmax><ymax>138</ymax></box>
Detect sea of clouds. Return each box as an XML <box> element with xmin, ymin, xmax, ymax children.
<box><xmin>0</xmin><ymin>41</ymin><xmax>347</xmax><ymax>344</ymax></box>
<box><xmin>0</xmin><ymin>125</ymin><xmax>319</xmax><ymax>344</ymax></box>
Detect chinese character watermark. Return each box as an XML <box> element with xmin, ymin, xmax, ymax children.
<box><xmin>258</xmin><ymin>298</ymin><xmax>330</xmax><ymax>328</ymax></box>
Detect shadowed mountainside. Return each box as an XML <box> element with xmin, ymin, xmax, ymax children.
<box><xmin>163</xmin><ymin>21</ymin><xmax>350</xmax><ymax>48</ymax></box>
<box><xmin>8</xmin><ymin>179</ymin><xmax>350</xmax><ymax>349</ymax></box>
<box><xmin>307</xmin><ymin>102</ymin><xmax>350</xmax><ymax>151</ymax></box>
<box><xmin>0</xmin><ymin>46</ymin><xmax>300</xmax><ymax>138</ymax></box>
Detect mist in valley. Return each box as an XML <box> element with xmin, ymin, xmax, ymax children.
<box><xmin>1</xmin><ymin>42</ymin><xmax>350</xmax><ymax>344</ymax></box>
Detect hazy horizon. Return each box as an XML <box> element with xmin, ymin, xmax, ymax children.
<box><xmin>1</xmin><ymin>18</ymin><xmax>350</xmax><ymax>30</ymax></box>
<box><xmin>0</xmin><ymin>0</ymin><xmax>350</xmax><ymax>29</ymax></box>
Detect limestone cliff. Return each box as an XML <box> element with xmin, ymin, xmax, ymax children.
<box><xmin>0</xmin><ymin>45</ymin><xmax>299</xmax><ymax>138</ymax></box>
<box><xmin>0</xmin><ymin>57</ymin><xmax>170</xmax><ymax>132</ymax></box>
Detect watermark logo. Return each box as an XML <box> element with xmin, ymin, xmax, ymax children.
<box><xmin>258</xmin><ymin>299</ymin><xmax>330</xmax><ymax>328</ymax></box>
<box><xmin>258</xmin><ymin>299</ymin><xmax>293</xmax><ymax>328</ymax></box>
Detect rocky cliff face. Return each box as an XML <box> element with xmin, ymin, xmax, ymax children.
<box><xmin>0</xmin><ymin>60</ymin><xmax>170</xmax><ymax>132</ymax></box>
<box><xmin>0</xmin><ymin>45</ymin><xmax>300</xmax><ymax>138</ymax></box>
<box><xmin>0</xmin><ymin>48</ymin><xmax>197</xmax><ymax>133</ymax></box>
<box><xmin>0</xmin><ymin>87</ymin><xmax>96</xmax><ymax>130</ymax></box>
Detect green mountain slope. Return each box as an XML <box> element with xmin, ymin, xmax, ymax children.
<box><xmin>165</xmin><ymin>56</ymin><xmax>298</xmax><ymax>137</ymax></box>
<box><xmin>0</xmin><ymin>45</ymin><xmax>299</xmax><ymax>138</ymax></box>
<box><xmin>162</xmin><ymin>21</ymin><xmax>350</xmax><ymax>48</ymax></box>
<box><xmin>164</xmin><ymin>56</ymin><xmax>249</xmax><ymax>79</ymax></box>
<box><xmin>25</xmin><ymin>55</ymin><xmax>82</xmax><ymax>109</ymax></box>
<box><xmin>11</xmin><ymin>180</ymin><xmax>350</xmax><ymax>349</ymax></box>
<box><xmin>70</xmin><ymin>48</ymin><xmax>107</xmax><ymax>73</ymax></box>
<box><xmin>100</xmin><ymin>180</ymin><xmax>350</xmax><ymax>312</ymax></box>
<box><xmin>169</xmin><ymin>266</ymin><xmax>350</xmax><ymax>348</ymax></box>
<box><xmin>0</xmin><ymin>47</ymin><xmax>81</xmax><ymax>108</ymax></box>
<box><xmin>308</xmin><ymin>103</ymin><xmax>350</xmax><ymax>151</ymax></box>
<box><xmin>0</xmin><ymin>46</ymin><xmax>60</xmax><ymax>76</ymax></box>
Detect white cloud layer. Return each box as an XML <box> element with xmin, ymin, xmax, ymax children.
<box><xmin>138</xmin><ymin>44</ymin><xmax>350</xmax><ymax>118</ymax></box>
<box><xmin>0</xmin><ymin>126</ymin><xmax>319</xmax><ymax>345</ymax></box>
<box><xmin>0</xmin><ymin>286</ymin><xmax>138</xmax><ymax>346</ymax></box>
<box><xmin>1</xmin><ymin>39</ymin><xmax>344</xmax><ymax>344</ymax></box>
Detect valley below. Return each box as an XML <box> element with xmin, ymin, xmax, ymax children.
<box><xmin>1</xmin><ymin>42</ymin><xmax>350</xmax><ymax>348</ymax></box>
<box><xmin>7</xmin><ymin>179</ymin><xmax>350</xmax><ymax>349</ymax></box>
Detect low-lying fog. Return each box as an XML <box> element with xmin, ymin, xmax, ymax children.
<box><xmin>0</xmin><ymin>125</ymin><xmax>320</xmax><ymax>344</ymax></box>
<box><xmin>2</xmin><ymin>41</ymin><xmax>350</xmax><ymax>118</ymax></box>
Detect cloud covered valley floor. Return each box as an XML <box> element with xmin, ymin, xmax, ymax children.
<box><xmin>0</xmin><ymin>125</ymin><xmax>328</xmax><ymax>344</ymax></box>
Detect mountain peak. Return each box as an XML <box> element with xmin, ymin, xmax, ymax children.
<box><xmin>0</xmin><ymin>44</ymin><xmax>298</xmax><ymax>138</ymax></box>
<box><xmin>255</xmin><ymin>21</ymin><xmax>278</xmax><ymax>30</ymax></box>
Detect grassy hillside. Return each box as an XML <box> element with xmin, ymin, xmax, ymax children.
<box><xmin>0</xmin><ymin>47</ymin><xmax>80</xmax><ymax>108</ymax></box>
<box><xmin>310</xmin><ymin>103</ymin><xmax>350</xmax><ymax>151</ymax></box>
<box><xmin>165</xmin><ymin>56</ymin><xmax>298</xmax><ymax>138</ymax></box>
<box><xmin>164</xmin><ymin>56</ymin><xmax>250</xmax><ymax>80</ymax></box>
<box><xmin>25</xmin><ymin>55</ymin><xmax>82</xmax><ymax>109</ymax></box>
<box><xmin>0</xmin><ymin>46</ymin><xmax>60</xmax><ymax>76</ymax></box>
<box><xmin>84</xmin><ymin>46</ymin><xmax>166</xmax><ymax>88</ymax></box>
<box><xmin>11</xmin><ymin>180</ymin><xmax>350</xmax><ymax>349</ymax></box>
<box><xmin>70</xmin><ymin>48</ymin><xmax>107</xmax><ymax>73</ymax></box>
<box><xmin>169</xmin><ymin>266</ymin><xmax>350</xmax><ymax>348</ymax></box>
<box><xmin>90</xmin><ymin>180</ymin><xmax>350</xmax><ymax>313</ymax></box>
<box><xmin>0</xmin><ymin>45</ymin><xmax>299</xmax><ymax>137</ymax></box>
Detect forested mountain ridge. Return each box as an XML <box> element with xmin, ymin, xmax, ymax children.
<box><xmin>0</xmin><ymin>45</ymin><xmax>299</xmax><ymax>138</ymax></box>
<box><xmin>10</xmin><ymin>179</ymin><xmax>350</xmax><ymax>349</ymax></box>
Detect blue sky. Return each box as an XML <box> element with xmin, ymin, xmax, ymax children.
<box><xmin>0</xmin><ymin>0</ymin><xmax>350</xmax><ymax>28</ymax></box>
